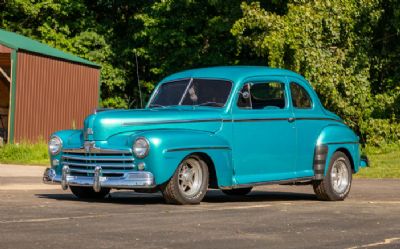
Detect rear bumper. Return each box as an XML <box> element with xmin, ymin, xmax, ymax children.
<box><xmin>360</xmin><ymin>155</ymin><xmax>369</xmax><ymax>168</ymax></box>
<box><xmin>43</xmin><ymin>166</ymin><xmax>155</xmax><ymax>191</ymax></box>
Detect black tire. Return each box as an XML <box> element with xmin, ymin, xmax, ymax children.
<box><xmin>313</xmin><ymin>151</ymin><xmax>352</xmax><ymax>201</ymax></box>
<box><xmin>70</xmin><ymin>186</ymin><xmax>110</xmax><ymax>199</ymax></box>
<box><xmin>162</xmin><ymin>155</ymin><xmax>209</xmax><ymax>205</ymax></box>
<box><xmin>222</xmin><ymin>187</ymin><xmax>253</xmax><ymax>196</ymax></box>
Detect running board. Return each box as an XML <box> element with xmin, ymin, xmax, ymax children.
<box><xmin>221</xmin><ymin>177</ymin><xmax>314</xmax><ymax>190</ymax></box>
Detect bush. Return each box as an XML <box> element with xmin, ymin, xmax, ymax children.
<box><xmin>360</xmin><ymin>118</ymin><xmax>400</xmax><ymax>147</ymax></box>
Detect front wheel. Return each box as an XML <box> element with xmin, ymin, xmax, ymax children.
<box><xmin>313</xmin><ymin>151</ymin><xmax>352</xmax><ymax>201</ymax></box>
<box><xmin>70</xmin><ymin>186</ymin><xmax>110</xmax><ymax>199</ymax></box>
<box><xmin>161</xmin><ymin>155</ymin><xmax>209</xmax><ymax>205</ymax></box>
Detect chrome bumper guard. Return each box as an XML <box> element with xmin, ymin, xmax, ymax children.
<box><xmin>43</xmin><ymin>166</ymin><xmax>155</xmax><ymax>191</ymax></box>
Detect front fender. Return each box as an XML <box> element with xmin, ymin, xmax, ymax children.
<box><xmin>49</xmin><ymin>130</ymin><xmax>83</xmax><ymax>174</ymax></box>
<box><xmin>135</xmin><ymin>129</ymin><xmax>233</xmax><ymax>187</ymax></box>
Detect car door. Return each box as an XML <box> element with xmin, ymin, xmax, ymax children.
<box><xmin>231</xmin><ymin>77</ymin><xmax>297</xmax><ymax>184</ymax></box>
<box><xmin>288</xmin><ymin>77</ymin><xmax>325</xmax><ymax>178</ymax></box>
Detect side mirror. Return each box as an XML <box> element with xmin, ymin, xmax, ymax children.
<box><xmin>241</xmin><ymin>91</ymin><xmax>250</xmax><ymax>99</ymax></box>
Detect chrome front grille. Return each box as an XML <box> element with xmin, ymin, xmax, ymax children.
<box><xmin>61</xmin><ymin>148</ymin><xmax>135</xmax><ymax>177</ymax></box>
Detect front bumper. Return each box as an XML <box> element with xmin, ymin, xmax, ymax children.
<box><xmin>43</xmin><ymin>166</ymin><xmax>155</xmax><ymax>192</ymax></box>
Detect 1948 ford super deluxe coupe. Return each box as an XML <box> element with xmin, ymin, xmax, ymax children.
<box><xmin>43</xmin><ymin>66</ymin><xmax>368</xmax><ymax>204</ymax></box>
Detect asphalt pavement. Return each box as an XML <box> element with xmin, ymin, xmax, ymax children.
<box><xmin>0</xmin><ymin>164</ymin><xmax>399</xmax><ymax>249</ymax></box>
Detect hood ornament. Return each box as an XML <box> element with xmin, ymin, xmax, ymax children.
<box><xmin>84</xmin><ymin>141</ymin><xmax>96</xmax><ymax>153</ymax></box>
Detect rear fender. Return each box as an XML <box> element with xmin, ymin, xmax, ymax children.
<box><xmin>315</xmin><ymin>124</ymin><xmax>360</xmax><ymax>178</ymax></box>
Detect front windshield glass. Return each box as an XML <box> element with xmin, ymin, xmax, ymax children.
<box><xmin>149</xmin><ymin>79</ymin><xmax>232</xmax><ymax>108</ymax></box>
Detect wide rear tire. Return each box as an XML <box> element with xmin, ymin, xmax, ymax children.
<box><xmin>313</xmin><ymin>151</ymin><xmax>352</xmax><ymax>201</ymax></box>
<box><xmin>162</xmin><ymin>155</ymin><xmax>209</xmax><ymax>205</ymax></box>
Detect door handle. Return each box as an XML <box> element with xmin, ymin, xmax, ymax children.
<box><xmin>288</xmin><ymin>117</ymin><xmax>295</xmax><ymax>123</ymax></box>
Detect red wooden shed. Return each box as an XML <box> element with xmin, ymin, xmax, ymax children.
<box><xmin>0</xmin><ymin>29</ymin><xmax>101</xmax><ymax>143</ymax></box>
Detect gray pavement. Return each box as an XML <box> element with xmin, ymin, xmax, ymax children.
<box><xmin>0</xmin><ymin>164</ymin><xmax>399</xmax><ymax>249</ymax></box>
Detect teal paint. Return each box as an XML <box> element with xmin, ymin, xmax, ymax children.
<box><xmin>49</xmin><ymin>66</ymin><xmax>363</xmax><ymax>188</ymax></box>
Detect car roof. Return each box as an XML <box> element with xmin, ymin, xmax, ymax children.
<box><xmin>161</xmin><ymin>66</ymin><xmax>308</xmax><ymax>85</ymax></box>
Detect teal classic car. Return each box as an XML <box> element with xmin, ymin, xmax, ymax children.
<box><xmin>43</xmin><ymin>66</ymin><xmax>368</xmax><ymax>204</ymax></box>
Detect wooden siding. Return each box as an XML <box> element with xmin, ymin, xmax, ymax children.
<box><xmin>14</xmin><ymin>51</ymin><xmax>100</xmax><ymax>142</ymax></box>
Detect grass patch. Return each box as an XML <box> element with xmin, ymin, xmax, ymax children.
<box><xmin>356</xmin><ymin>144</ymin><xmax>400</xmax><ymax>178</ymax></box>
<box><xmin>0</xmin><ymin>142</ymin><xmax>49</xmax><ymax>165</ymax></box>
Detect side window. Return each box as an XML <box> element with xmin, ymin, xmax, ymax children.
<box><xmin>290</xmin><ymin>83</ymin><xmax>312</xmax><ymax>109</ymax></box>
<box><xmin>237</xmin><ymin>82</ymin><xmax>286</xmax><ymax>109</ymax></box>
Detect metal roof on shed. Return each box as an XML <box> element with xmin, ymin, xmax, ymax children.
<box><xmin>0</xmin><ymin>28</ymin><xmax>100</xmax><ymax>68</ymax></box>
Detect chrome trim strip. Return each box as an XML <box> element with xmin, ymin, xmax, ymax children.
<box><xmin>223</xmin><ymin>118</ymin><xmax>288</xmax><ymax>123</ymax></box>
<box><xmin>166</xmin><ymin>146</ymin><xmax>231</xmax><ymax>152</ymax></box>
<box><xmin>123</xmin><ymin>117</ymin><xmax>342</xmax><ymax>126</ymax></box>
<box><xmin>294</xmin><ymin>117</ymin><xmax>343</xmax><ymax>123</ymax></box>
<box><xmin>324</xmin><ymin>141</ymin><xmax>359</xmax><ymax>145</ymax></box>
<box><xmin>221</xmin><ymin>177</ymin><xmax>314</xmax><ymax>190</ymax></box>
<box><xmin>62</xmin><ymin>148</ymin><xmax>132</xmax><ymax>154</ymax></box>
<box><xmin>224</xmin><ymin>117</ymin><xmax>342</xmax><ymax>123</ymax></box>
<box><xmin>62</xmin><ymin>155</ymin><xmax>134</xmax><ymax>161</ymax></box>
<box><xmin>63</xmin><ymin>161</ymin><xmax>135</xmax><ymax>168</ymax></box>
<box><xmin>68</xmin><ymin>168</ymin><xmax>131</xmax><ymax>174</ymax></box>
<box><xmin>123</xmin><ymin>118</ymin><xmax>222</xmax><ymax>126</ymax></box>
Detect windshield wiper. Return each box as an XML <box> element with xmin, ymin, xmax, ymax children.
<box><xmin>149</xmin><ymin>104</ymin><xmax>166</xmax><ymax>108</ymax></box>
<box><xmin>196</xmin><ymin>102</ymin><xmax>224</xmax><ymax>107</ymax></box>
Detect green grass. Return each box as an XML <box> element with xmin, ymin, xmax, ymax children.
<box><xmin>0</xmin><ymin>142</ymin><xmax>49</xmax><ymax>165</ymax></box>
<box><xmin>356</xmin><ymin>144</ymin><xmax>400</xmax><ymax>178</ymax></box>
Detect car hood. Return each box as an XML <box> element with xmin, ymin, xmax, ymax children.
<box><xmin>84</xmin><ymin>108</ymin><xmax>224</xmax><ymax>141</ymax></box>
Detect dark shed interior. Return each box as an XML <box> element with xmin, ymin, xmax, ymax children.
<box><xmin>0</xmin><ymin>52</ymin><xmax>10</xmax><ymax>142</ymax></box>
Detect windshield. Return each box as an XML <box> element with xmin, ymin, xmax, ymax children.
<box><xmin>149</xmin><ymin>78</ymin><xmax>232</xmax><ymax>108</ymax></box>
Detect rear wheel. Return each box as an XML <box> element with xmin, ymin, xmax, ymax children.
<box><xmin>222</xmin><ymin>187</ymin><xmax>252</xmax><ymax>196</ymax></box>
<box><xmin>162</xmin><ymin>155</ymin><xmax>209</xmax><ymax>205</ymax></box>
<box><xmin>313</xmin><ymin>151</ymin><xmax>352</xmax><ymax>201</ymax></box>
<box><xmin>70</xmin><ymin>186</ymin><xmax>110</xmax><ymax>199</ymax></box>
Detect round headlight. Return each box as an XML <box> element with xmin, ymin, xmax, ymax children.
<box><xmin>133</xmin><ymin>137</ymin><xmax>149</xmax><ymax>158</ymax></box>
<box><xmin>48</xmin><ymin>136</ymin><xmax>62</xmax><ymax>155</ymax></box>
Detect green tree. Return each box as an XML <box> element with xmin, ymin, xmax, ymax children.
<box><xmin>1</xmin><ymin>0</ymin><xmax>399</xmax><ymax>145</ymax></box>
<box><xmin>232</xmin><ymin>0</ymin><xmax>399</xmax><ymax>145</ymax></box>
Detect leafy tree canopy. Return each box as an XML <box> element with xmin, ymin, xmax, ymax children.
<box><xmin>0</xmin><ymin>0</ymin><xmax>399</xmax><ymax>145</ymax></box>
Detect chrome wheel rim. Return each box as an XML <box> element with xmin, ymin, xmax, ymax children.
<box><xmin>331</xmin><ymin>158</ymin><xmax>349</xmax><ymax>194</ymax></box>
<box><xmin>178</xmin><ymin>158</ymin><xmax>203</xmax><ymax>197</ymax></box>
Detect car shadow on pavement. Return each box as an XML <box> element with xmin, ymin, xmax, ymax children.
<box><xmin>36</xmin><ymin>192</ymin><xmax>167</xmax><ymax>205</ymax></box>
<box><xmin>35</xmin><ymin>189</ymin><xmax>318</xmax><ymax>205</ymax></box>
<box><xmin>203</xmin><ymin>190</ymin><xmax>318</xmax><ymax>203</ymax></box>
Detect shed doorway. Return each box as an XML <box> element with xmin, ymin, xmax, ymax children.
<box><xmin>0</xmin><ymin>52</ymin><xmax>11</xmax><ymax>143</ymax></box>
